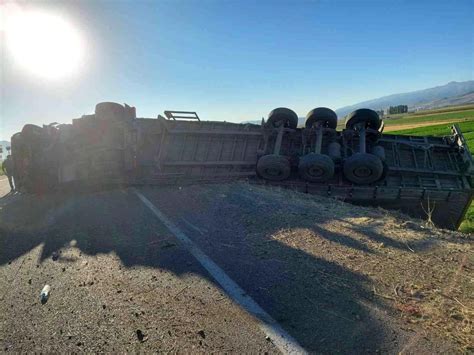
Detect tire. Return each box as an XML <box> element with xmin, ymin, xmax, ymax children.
<box><xmin>298</xmin><ymin>153</ymin><xmax>334</xmax><ymax>182</ymax></box>
<box><xmin>95</xmin><ymin>102</ymin><xmax>126</xmax><ymax>121</ymax></box>
<box><xmin>267</xmin><ymin>107</ymin><xmax>298</xmax><ymax>129</ymax></box>
<box><xmin>343</xmin><ymin>153</ymin><xmax>384</xmax><ymax>184</ymax></box>
<box><xmin>21</xmin><ymin>124</ymin><xmax>43</xmax><ymax>136</ymax></box>
<box><xmin>305</xmin><ymin>107</ymin><xmax>338</xmax><ymax>129</ymax></box>
<box><xmin>345</xmin><ymin>108</ymin><xmax>381</xmax><ymax>130</ymax></box>
<box><xmin>21</xmin><ymin>124</ymin><xmax>44</xmax><ymax>146</ymax></box>
<box><xmin>257</xmin><ymin>154</ymin><xmax>291</xmax><ymax>181</ymax></box>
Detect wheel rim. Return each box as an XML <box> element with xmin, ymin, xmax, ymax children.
<box><xmin>308</xmin><ymin>165</ymin><xmax>325</xmax><ymax>177</ymax></box>
<box><xmin>353</xmin><ymin>166</ymin><xmax>372</xmax><ymax>178</ymax></box>
<box><xmin>265</xmin><ymin>167</ymin><xmax>283</xmax><ymax>177</ymax></box>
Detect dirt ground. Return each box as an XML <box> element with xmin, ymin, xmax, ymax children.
<box><xmin>382</xmin><ymin>119</ymin><xmax>466</xmax><ymax>132</ymax></box>
<box><xmin>0</xmin><ymin>178</ymin><xmax>472</xmax><ymax>353</ymax></box>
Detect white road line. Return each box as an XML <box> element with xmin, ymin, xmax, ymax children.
<box><xmin>133</xmin><ymin>188</ymin><xmax>307</xmax><ymax>355</ymax></box>
<box><xmin>180</xmin><ymin>217</ymin><xmax>207</xmax><ymax>235</ymax></box>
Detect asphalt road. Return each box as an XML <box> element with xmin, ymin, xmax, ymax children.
<box><xmin>0</xmin><ymin>179</ymin><xmax>469</xmax><ymax>353</ymax></box>
<box><xmin>0</xmin><ymin>180</ymin><xmax>280</xmax><ymax>352</ymax></box>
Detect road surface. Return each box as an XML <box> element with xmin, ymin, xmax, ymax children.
<box><xmin>0</xmin><ymin>178</ymin><xmax>471</xmax><ymax>353</ymax></box>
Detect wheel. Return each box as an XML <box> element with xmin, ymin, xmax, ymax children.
<box><xmin>21</xmin><ymin>124</ymin><xmax>44</xmax><ymax>145</ymax></box>
<box><xmin>345</xmin><ymin>109</ymin><xmax>381</xmax><ymax>130</ymax></box>
<box><xmin>21</xmin><ymin>124</ymin><xmax>44</xmax><ymax>143</ymax></box>
<box><xmin>21</xmin><ymin>124</ymin><xmax>43</xmax><ymax>136</ymax></box>
<box><xmin>256</xmin><ymin>154</ymin><xmax>291</xmax><ymax>181</ymax></box>
<box><xmin>343</xmin><ymin>153</ymin><xmax>384</xmax><ymax>184</ymax></box>
<box><xmin>298</xmin><ymin>153</ymin><xmax>335</xmax><ymax>182</ymax></box>
<box><xmin>305</xmin><ymin>107</ymin><xmax>338</xmax><ymax>129</ymax></box>
<box><xmin>267</xmin><ymin>107</ymin><xmax>298</xmax><ymax>129</ymax></box>
<box><xmin>95</xmin><ymin>102</ymin><xmax>126</xmax><ymax>121</ymax></box>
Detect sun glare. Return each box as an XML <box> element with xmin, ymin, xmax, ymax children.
<box><xmin>3</xmin><ymin>8</ymin><xmax>84</xmax><ymax>80</ymax></box>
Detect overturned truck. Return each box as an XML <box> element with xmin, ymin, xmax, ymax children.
<box><xmin>11</xmin><ymin>102</ymin><xmax>474</xmax><ymax>230</ymax></box>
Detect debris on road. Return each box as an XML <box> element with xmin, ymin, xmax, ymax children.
<box><xmin>197</xmin><ymin>330</ymin><xmax>206</xmax><ymax>339</ymax></box>
<box><xmin>136</xmin><ymin>329</ymin><xmax>147</xmax><ymax>343</ymax></box>
<box><xmin>1</xmin><ymin>181</ymin><xmax>472</xmax><ymax>353</ymax></box>
<box><xmin>40</xmin><ymin>285</ymin><xmax>50</xmax><ymax>304</ymax></box>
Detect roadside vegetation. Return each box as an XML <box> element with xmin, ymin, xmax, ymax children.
<box><xmin>384</xmin><ymin>109</ymin><xmax>474</xmax><ymax>127</ymax></box>
<box><xmin>408</xmin><ymin>104</ymin><xmax>474</xmax><ymax>116</ymax></box>
<box><xmin>386</xmin><ymin>105</ymin><xmax>474</xmax><ymax>233</ymax></box>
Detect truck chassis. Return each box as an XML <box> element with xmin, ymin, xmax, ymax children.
<box><xmin>10</xmin><ymin>102</ymin><xmax>474</xmax><ymax>230</ymax></box>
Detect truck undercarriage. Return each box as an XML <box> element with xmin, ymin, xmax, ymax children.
<box><xmin>10</xmin><ymin>102</ymin><xmax>474</xmax><ymax>230</ymax></box>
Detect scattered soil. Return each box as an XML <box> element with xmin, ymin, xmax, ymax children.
<box><xmin>143</xmin><ymin>183</ymin><xmax>473</xmax><ymax>352</ymax></box>
<box><xmin>0</xmin><ymin>180</ymin><xmax>472</xmax><ymax>353</ymax></box>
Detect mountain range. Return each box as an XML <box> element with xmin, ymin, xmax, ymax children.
<box><xmin>243</xmin><ymin>80</ymin><xmax>474</xmax><ymax>125</ymax></box>
<box><xmin>335</xmin><ymin>80</ymin><xmax>474</xmax><ymax>117</ymax></box>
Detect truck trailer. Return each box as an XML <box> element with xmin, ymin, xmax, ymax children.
<box><xmin>10</xmin><ymin>102</ymin><xmax>474</xmax><ymax>230</ymax></box>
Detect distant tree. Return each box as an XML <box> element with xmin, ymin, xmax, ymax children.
<box><xmin>389</xmin><ymin>105</ymin><xmax>408</xmax><ymax>114</ymax></box>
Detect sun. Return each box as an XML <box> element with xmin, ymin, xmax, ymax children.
<box><xmin>3</xmin><ymin>8</ymin><xmax>84</xmax><ymax>80</ymax></box>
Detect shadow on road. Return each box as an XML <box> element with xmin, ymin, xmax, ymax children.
<box><xmin>0</xmin><ymin>183</ymin><xmax>449</xmax><ymax>352</ymax></box>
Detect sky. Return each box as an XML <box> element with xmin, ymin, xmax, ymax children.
<box><xmin>1</xmin><ymin>0</ymin><xmax>473</xmax><ymax>141</ymax></box>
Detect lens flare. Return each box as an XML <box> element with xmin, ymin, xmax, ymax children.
<box><xmin>3</xmin><ymin>8</ymin><xmax>84</xmax><ymax>79</ymax></box>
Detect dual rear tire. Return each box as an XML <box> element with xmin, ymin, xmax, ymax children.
<box><xmin>257</xmin><ymin>153</ymin><xmax>335</xmax><ymax>182</ymax></box>
<box><xmin>267</xmin><ymin>108</ymin><xmax>299</xmax><ymax>129</ymax></box>
<box><xmin>256</xmin><ymin>154</ymin><xmax>291</xmax><ymax>181</ymax></box>
<box><xmin>257</xmin><ymin>152</ymin><xmax>384</xmax><ymax>184</ymax></box>
<box><xmin>258</xmin><ymin>107</ymin><xmax>384</xmax><ymax>184</ymax></box>
<box><xmin>343</xmin><ymin>153</ymin><xmax>384</xmax><ymax>184</ymax></box>
<box><xmin>305</xmin><ymin>107</ymin><xmax>338</xmax><ymax>129</ymax></box>
<box><xmin>267</xmin><ymin>107</ymin><xmax>339</xmax><ymax>130</ymax></box>
<box><xmin>345</xmin><ymin>109</ymin><xmax>381</xmax><ymax>130</ymax></box>
<box><xmin>298</xmin><ymin>153</ymin><xmax>334</xmax><ymax>182</ymax></box>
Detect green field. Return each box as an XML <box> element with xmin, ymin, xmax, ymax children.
<box><xmin>388</xmin><ymin>107</ymin><xmax>474</xmax><ymax>233</ymax></box>
<box><xmin>384</xmin><ymin>108</ymin><xmax>474</xmax><ymax>127</ymax></box>
<box><xmin>405</xmin><ymin>104</ymin><xmax>474</xmax><ymax>115</ymax></box>
<box><xmin>336</xmin><ymin>106</ymin><xmax>474</xmax><ymax>130</ymax></box>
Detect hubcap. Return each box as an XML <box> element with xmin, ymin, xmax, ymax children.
<box><xmin>266</xmin><ymin>167</ymin><xmax>281</xmax><ymax>176</ymax></box>
<box><xmin>308</xmin><ymin>165</ymin><xmax>324</xmax><ymax>177</ymax></box>
<box><xmin>354</xmin><ymin>166</ymin><xmax>372</xmax><ymax>178</ymax></box>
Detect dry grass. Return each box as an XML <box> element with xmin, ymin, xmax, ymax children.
<box><xmin>238</xmin><ymin>183</ymin><xmax>474</xmax><ymax>351</ymax></box>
